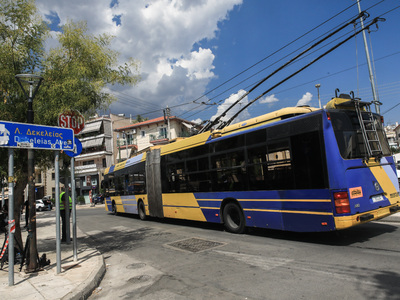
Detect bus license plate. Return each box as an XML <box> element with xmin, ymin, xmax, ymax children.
<box><xmin>372</xmin><ymin>195</ymin><xmax>384</xmax><ymax>203</ymax></box>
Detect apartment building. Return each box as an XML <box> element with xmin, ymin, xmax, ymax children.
<box><xmin>114</xmin><ymin>115</ymin><xmax>198</xmax><ymax>160</ymax></box>
<box><xmin>35</xmin><ymin>113</ymin><xmax>131</xmax><ymax>203</ymax></box>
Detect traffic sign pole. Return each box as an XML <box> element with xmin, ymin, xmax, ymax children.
<box><xmin>8</xmin><ymin>148</ymin><xmax>14</xmax><ymax>286</ymax></box>
<box><xmin>55</xmin><ymin>151</ymin><xmax>61</xmax><ymax>274</ymax></box>
<box><xmin>58</xmin><ymin>110</ymin><xmax>84</xmax><ymax>262</ymax></box>
<box><xmin>71</xmin><ymin>156</ymin><xmax>77</xmax><ymax>261</ymax></box>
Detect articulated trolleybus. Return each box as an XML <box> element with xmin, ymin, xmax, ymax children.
<box><xmin>103</xmin><ymin>92</ymin><xmax>400</xmax><ymax>233</ymax></box>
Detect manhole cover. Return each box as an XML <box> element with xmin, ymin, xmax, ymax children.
<box><xmin>166</xmin><ymin>238</ymin><xmax>225</xmax><ymax>253</ymax></box>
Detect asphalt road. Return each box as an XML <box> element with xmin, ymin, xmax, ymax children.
<box><xmin>73</xmin><ymin>206</ymin><xmax>400</xmax><ymax>300</ymax></box>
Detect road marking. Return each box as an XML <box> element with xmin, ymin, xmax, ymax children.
<box><xmin>214</xmin><ymin>250</ymin><xmax>379</xmax><ymax>286</ymax></box>
<box><xmin>214</xmin><ymin>250</ymin><xmax>293</xmax><ymax>271</ymax></box>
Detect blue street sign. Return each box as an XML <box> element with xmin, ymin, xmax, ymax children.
<box><xmin>0</xmin><ymin>120</ymin><xmax>74</xmax><ymax>151</ymax></box>
<box><xmin>65</xmin><ymin>138</ymin><xmax>82</xmax><ymax>157</ymax></box>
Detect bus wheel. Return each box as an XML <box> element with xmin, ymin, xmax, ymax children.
<box><xmin>138</xmin><ymin>201</ymin><xmax>147</xmax><ymax>220</ymax></box>
<box><xmin>223</xmin><ymin>202</ymin><xmax>246</xmax><ymax>234</ymax></box>
<box><xmin>112</xmin><ymin>202</ymin><xmax>118</xmax><ymax>216</ymax></box>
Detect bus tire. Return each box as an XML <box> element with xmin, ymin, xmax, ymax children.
<box><xmin>138</xmin><ymin>201</ymin><xmax>147</xmax><ymax>220</ymax></box>
<box><xmin>223</xmin><ymin>202</ymin><xmax>246</xmax><ymax>234</ymax></box>
<box><xmin>112</xmin><ymin>202</ymin><xmax>118</xmax><ymax>216</ymax></box>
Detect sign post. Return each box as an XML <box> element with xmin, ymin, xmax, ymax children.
<box><xmin>58</xmin><ymin>110</ymin><xmax>84</xmax><ymax>262</ymax></box>
<box><xmin>0</xmin><ymin>120</ymin><xmax>75</xmax><ymax>279</ymax></box>
<box><xmin>7</xmin><ymin>148</ymin><xmax>14</xmax><ymax>286</ymax></box>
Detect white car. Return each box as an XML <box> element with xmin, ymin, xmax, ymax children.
<box><xmin>35</xmin><ymin>199</ymin><xmax>46</xmax><ymax>211</ymax></box>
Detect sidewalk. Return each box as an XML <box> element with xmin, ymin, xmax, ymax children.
<box><xmin>0</xmin><ymin>205</ymin><xmax>105</xmax><ymax>300</ymax></box>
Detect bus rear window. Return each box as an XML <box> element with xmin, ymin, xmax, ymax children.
<box><xmin>329</xmin><ymin>110</ymin><xmax>390</xmax><ymax>159</ymax></box>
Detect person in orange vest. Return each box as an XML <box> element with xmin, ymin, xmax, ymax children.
<box><xmin>60</xmin><ymin>187</ymin><xmax>72</xmax><ymax>242</ymax></box>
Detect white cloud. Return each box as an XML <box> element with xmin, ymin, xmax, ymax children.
<box><xmin>35</xmin><ymin>0</ymin><xmax>243</xmax><ymax>116</ymax></box>
<box><xmin>176</xmin><ymin>48</ymin><xmax>215</xmax><ymax>80</ymax></box>
<box><xmin>296</xmin><ymin>92</ymin><xmax>313</xmax><ymax>106</ymax></box>
<box><xmin>260</xmin><ymin>94</ymin><xmax>279</xmax><ymax>104</ymax></box>
<box><xmin>210</xmin><ymin>89</ymin><xmax>251</xmax><ymax>125</ymax></box>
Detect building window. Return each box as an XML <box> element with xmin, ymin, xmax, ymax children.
<box><xmin>83</xmin><ymin>160</ymin><xmax>95</xmax><ymax>165</ymax></box>
<box><xmin>36</xmin><ymin>173</ymin><xmax>42</xmax><ymax>183</ymax></box>
<box><xmin>103</xmin><ymin>158</ymin><xmax>107</xmax><ymax>168</ymax></box>
<box><xmin>141</xmin><ymin>130</ymin><xmax>146</xmax><ymax>137</ymax></box>
<box><xmin>52</xmin><ymin>172</ymin><xmax>55</xmax><ymax>181</ymax></box>
<box><xmin>159</xmin><ymin>127</ymin><xmax>167</xmax><ymax>139</ymax></box>
<box><xmin>127</xmin><ymin>134</ymin><xmax>134</xmax><ymax>145</ymax></box>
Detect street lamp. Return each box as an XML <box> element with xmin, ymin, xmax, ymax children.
<box><xmin>315</xmin><ymin>83</ymin><xmax>321</xmax><ymax>109</ymax></box>
<box><xmin>15</xmin><ymin>74</ymin><xmax>43</xmax><ymax>272</ymax></box>
<box><xmin>15</xmin><ymin>74</ymin><xmax>43</xmax><ymax>123</ymax></box>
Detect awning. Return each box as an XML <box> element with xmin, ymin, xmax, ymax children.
<box><xmin>79</xmin><ymin>121</ymin><xmax>102</xmax><ymax>135</ymax></box>
<box><xmin>81</xmin><ymin>137</ymin><xmax>104</xmax><ymax>149</ymax></box>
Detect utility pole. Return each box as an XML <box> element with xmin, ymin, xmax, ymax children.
<box><xmin>315</xmin><ymin>84</ymin><xmax>321</xmax><ymax>109</ymax></box>
<box><xmin>356</xmin><ymin>0</ymin><xmax>380</xmax><ymax>114</ymax></box>
<box><xmin>166</xmin><ymin>106</ymin><xmax>171</xmax><ymax>140</ymax></box>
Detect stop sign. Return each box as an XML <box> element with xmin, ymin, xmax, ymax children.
<box><xmin>58</xmin><ymin>109</ymin><xmax>85</xmax><ymax>134</ymax></box>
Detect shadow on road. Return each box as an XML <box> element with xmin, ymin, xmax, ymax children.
<box><xmin>104</xmin><ymin>212</ymin><xmax>398</xmax><ymax>247</ymax></box>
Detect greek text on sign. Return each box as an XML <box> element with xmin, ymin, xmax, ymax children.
<box><xmin>0</xmin><ymin>120</ymin><xmax>74</xmax><ymax>151</ymax></box>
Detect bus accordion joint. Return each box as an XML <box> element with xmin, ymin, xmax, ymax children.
<box><xmin>333</xmin><ymin>191</ymin><xmax>351</xmax><ymax>214</ymax></box>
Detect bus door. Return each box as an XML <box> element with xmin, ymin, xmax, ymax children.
<box><xmin>146</xmin><ymin>148</ymin><xmax>164</xmax><ymax>218</ymax></box>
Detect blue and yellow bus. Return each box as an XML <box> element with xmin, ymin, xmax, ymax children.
<box><xmin>103</xmin><ymin>93</ymin><xmax>400</xmax><ymax>233</ymax></box>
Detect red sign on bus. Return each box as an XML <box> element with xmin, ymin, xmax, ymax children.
<box><xmin>58</xmin><ymin>109</ymin><xmax>85</xmax><ymax>135</ymax></box>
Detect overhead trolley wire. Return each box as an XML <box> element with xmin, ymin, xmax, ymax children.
<box><xmin>198</xmin><ymin>11</ymin><xmax>369</xmax><ymax>133</ymax></box>
<box><xmin>220</xmin><ymin>16</ymin><xmax>384</xmax><ymax>129</ymax></box>
<box><xmin>192</xmin><ymin>1</ymin><xmax>361</xmax><ymax>106</ymax></box>
<box><xmin>188</xmin><ymin>1</ymin><xmax>392</xmax><ymax>124</ymax></box>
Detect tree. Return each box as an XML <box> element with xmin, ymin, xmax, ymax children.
<box><xmin>0</xmin><ymin>0</ymin><xmax>140</xmax><ymax>265</ymax></box>
<box><xmin>133</xmin><ymin>115</ymin><xmax>148</xmax><ymax>123</ymax></box>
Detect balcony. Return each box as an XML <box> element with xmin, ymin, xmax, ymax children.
<box><xmin>150</xmin><ymin>133</ymin><xmax>169</xmax><ymax>145</ymax></box>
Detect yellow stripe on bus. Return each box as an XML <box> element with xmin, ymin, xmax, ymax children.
<box><xmin>195</xmin><ymin>198</ymin><xmax>331</xmax><ymax>203</ymax></box>
<box><xmin>162</xmin><ymin>193</ymin><xmax>207</xmax><ymax>221</ymax></box>
<box><xmin>367</xmin><ymin>161</ymin><xmax>400</xmax><ymax>205</ymax></box>
<box><xmin>244</xmin><ymin>208</ymin><xmax>333</xmax><ymax>216</ymax></box>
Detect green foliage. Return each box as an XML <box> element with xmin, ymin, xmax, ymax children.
<box><xmin>38</xmin><ymin>20</ymin><xmax>140</xmax><ymax>125</ymax></box>
<box><xmin>0</xmin><ymin>0</ymin><xmax>140</xmax><ymax>213</ymax></box>
<box><xmin>133</xmin><ymin>115</ymin><xmax>148</xmax><ymax>123</ymax></box>
<box><xmin>77</xmin><ymin>195</ymin><xmax>85</xmax><ymax>205</ymax></box>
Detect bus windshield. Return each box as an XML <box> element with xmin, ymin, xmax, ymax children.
<box><xmin>329</xmin><ymin>110</ymin><xmax>391</xmax><ymax>159</ymax></box>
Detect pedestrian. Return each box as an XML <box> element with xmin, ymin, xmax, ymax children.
<box><xmin>60</xmin><ymin>187</ymin><xmax>72</xmax><ymax>242</ymax></box>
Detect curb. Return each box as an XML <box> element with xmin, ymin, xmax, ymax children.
<box><xmin>65</xmin><ymin>250</ymin><xmax>106</xmax><ymax>300</ymax></box>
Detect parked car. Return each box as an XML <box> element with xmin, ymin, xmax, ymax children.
<box><xmin>36</xmin><ymin>199</ymin><xmax>46</xmax><ymax>211</ymax></box>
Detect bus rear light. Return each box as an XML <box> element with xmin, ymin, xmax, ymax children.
<box><xmin>334</xmin><ymin>191</ymin><xmax>351</xmax><ymax>214</ymax></box>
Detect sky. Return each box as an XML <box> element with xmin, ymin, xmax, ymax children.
<box><xmin>35</xmin><ymin>0</ymin><xmax>400</xmax><ymax>126</ymax></box>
